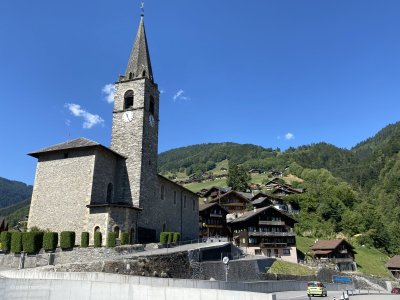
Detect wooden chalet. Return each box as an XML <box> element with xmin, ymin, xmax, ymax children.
<box><xmin>199</xmin><ymin>202</ymin><xmax>229</xmax><ymax>238</ymax></box>
<box><xmin>387</xmin><ymin>255</ymin><xmax>400</xmax><ymax>279</ymax></box>
<box><xmin>310</xmin><ymin>239</ymin><xmax>357</xmax><ymax>272</ymax></box>
<box><xmin>0</xmin><ymin>217</ymin><xmax>8</xmax><ymax>233</ymax></box>
<box><xmin>272</xmin><ymin>185</ymin><xmax>304</xmax><ymax>197</ymax></box>
<box><xmin>228</xmin><ymin>206</ymin><xmax>298</xmax><ymax>263</ymax></box>
<box><xmin>209</xmin><ymin>190</ymin><xmax>251</xmax><ymax>214</ymax></box>
<box><xmin>202</xmin><ymin>186</ymin><xmax>232</xmax><ymax>200</ymax></box>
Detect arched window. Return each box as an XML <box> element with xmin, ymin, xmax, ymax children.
<box><xmin>142</xmin><ymin>70</ymin><xmax>146</xmax><ymax>77</ymax></box>
<box><xmin>129</xmin><ymin>72</ymin><xmax>133</xmax><ymax>79</ymax></box>
<box><xmin>149</xmin><ymin>96</ymin><xmax>155</xmax><ymax>115</ymax></box>
<box><xmin>114</xmin><ymin>226</ymin><xmax>120</xmax><ymax>238</ymax></box>
<box><xmin>106</xmin><ymin>183</ymin><xmax>113</xmax><ymax>203</ymax></box>
<box><xmin>94</xmin><ymin>226</ymin><xmax>100</xmax><ymax>235</ymax></box>
<box><xmin>124</xmin><ymin>90</ymin><xmax>134</xmax><ymax>109</ymax></box>
<box><xmin>160</xmin><ymin>185</ymin><xmax>165</xmax><ymax>200</ymax></box>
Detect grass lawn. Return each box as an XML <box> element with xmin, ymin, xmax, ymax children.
<box><xmin>296</xmin><ymin>236</ymin><xmax>315</xmax><ymax>254</ymax></box>
<box><xmin>185</xmin><ymin>178</ymin><xmax>228</xmax><ymax>192</ymax></box>
<box><xmin>354</xmin><ymin>245</ymin><xmax>391</xmax><ymax>278</ymax></box>
<box><xmin>268</xmin><ymin>260</ymin><xmax>316</xmax><ymax>275</ymax></box>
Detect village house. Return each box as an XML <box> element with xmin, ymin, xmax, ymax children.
<box><xmin>199</xmin><ymin>202</ymin><xmax>229</xmax><ymax>238</ymax></box>
<box><xmin>386</xmin><ymin>255</ymin><xmax>400</xmax><ymax>279</ymax></box>
<box><xmin>209</xmin><ymin>190</ymin><xmax>252</xmax><ymax>214</ymax></box>
<box><xmin>228</xmin><ymin>206</ymin><xmax>298</xmax><ymax>263</ymax></box>
<box><xmin>310</xmin><ymin>239</ymin><xmax>357</xmax><ymax>272</ymax></box>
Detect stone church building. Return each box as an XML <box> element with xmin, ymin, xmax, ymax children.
<box><xmin>27</xmin><ymin>15</ymin><xmax>199</xmax><ymax>244</ymax></box>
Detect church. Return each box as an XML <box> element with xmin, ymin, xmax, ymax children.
<box><xmin>27</xmin><ymin>14</ymin><xmax>199</xmax><ymax>245</ymax></box>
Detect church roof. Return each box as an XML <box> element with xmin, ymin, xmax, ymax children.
<box><xmin>124</xmin><ymin>16</ymin><xmax>154</xmax><ymax>82</ymax></box>
<box><xmin>28</xmin><ymin>137</ymin><xmax>126</xmax><ymax>159</ymax></box>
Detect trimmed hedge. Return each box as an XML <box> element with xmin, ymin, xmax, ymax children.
<box><xmin>120</xmin><ymin>232</ymin><xmax>129</xmax><ymax>245</ymax></box>
<box><xmin>0</xmin><ymin>231</ymin><xmax>12</xmax><ymax>252</ymax></box>
<box><xmin>107</xmin><ymin>232</ymin><xmax>117</xmax><ymax>248</ymax></box>
<box><xmin>22</xmin><ymin>232</ymin><xmax>44</xmax><ymax>254</ymax></box>
<box><xmin>160</xmin><ymin>232</ymin><xmax>169</xmax><ymax>244</ymax></box>
<box><xmin>43</xmin><ymin>232</ymin><xmax>58</xmax><ymax>252</ymax></box>
<box><xmin>81</xmin><ymin>232</ymin><xmax>89</xmax><ymax>248</ymax></box>
<box><xmin>173</xmin><ymin>232</ymin><xmax>181</xmax><ymax>243</ymax></box>
<box><xmin>60</xmin><ymin>231</ymin><xmax>75</xmax><ymax>250</ymax></box>
<box><xmin>167</xmin><ymin>232</ymin><xmax>173</xmax><ymax>244</ymax></box>
<box><xmin>94</xmin><ymin>231</ymin><xmax>102</xmax><ymax>247</ymax></box>
<box><xmin>11</xmin><ymin>232</ymin><xmax>23</xmax><ymax>254</ymax></box>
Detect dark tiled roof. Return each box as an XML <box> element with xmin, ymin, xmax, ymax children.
<box><xmin>252</xmin><ymin>197</ymin><xmax>272</xmax><ymax>205</ymax></box>
<box><xmin>237</xmin><ymin>192</ymin><xmax>253</xmax><ymax>200</ymax></box>
<box><xmin>310</xmin><ymin>239</ymin><xmax>355</xmax><ymax>251</ymax></box>
<box><xmin>387</xmin><ymin>255</ymin><xmax>400</xmax><ymax>269</ymax></box>
<box><xmin>199</xmin><ymin>202</ymin><xmax>228</xmax><ymax>213</ymax></box>
<box><xmin>124</xmin><ymin>17</ymin><xmax>154</xmax><ymax>82</ymax></box>
<box><xmin>28</xmin><ymin>137</ymin><xmax>126</xmax><ymax>159</ymax></box>
<box><xmin>228</xmin><ymin>205</ymin><xmax>298</xmax><ymax>224</ymax></box>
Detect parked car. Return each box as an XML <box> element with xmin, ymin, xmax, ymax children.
<box><xmin>391</xmin><ymin>287</ymin><xmax>400</xmax><ymax>294</ymax></box>
<box><xmin>307</xmin><ymin>281</ymin><xmax>327</xmax><ymax>297</ymax></box>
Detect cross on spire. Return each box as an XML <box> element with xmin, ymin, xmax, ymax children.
<box><xmin>140</xmin><ymin>1</ymin><xmax>144</xmax><ymax>17</ymax></box>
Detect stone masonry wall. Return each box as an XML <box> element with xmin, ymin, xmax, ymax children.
<box><xmin>28</xmin><ymin>149</ymin><xmax>95</xmax><ymax>234</ymax></box>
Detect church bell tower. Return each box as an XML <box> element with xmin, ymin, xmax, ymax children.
<box><xmin>111</xmin><ymin>15</ymin><xmax>159</xmax><ymax>207</ymax></box>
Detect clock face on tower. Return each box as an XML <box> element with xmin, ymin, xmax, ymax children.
<box><xmin>122</xmin><ymin>111</ymin><xmax>133</xmax><ymax>123</ymax></box>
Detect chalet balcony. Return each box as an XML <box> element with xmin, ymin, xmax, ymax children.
<box><xmin>260</xmin><ymin>242</ymin><xmax>287</xmax><ymax>248</ymax></box>
<box><xmin>203</xmin><ymin>224</ymin><xmax>223</xmax><ymax>228</ymax></box>
<box><xmin>210</xmin><ymin>213</ymin><xmax>223</xmax><ymax>218</ymax></box>
<box><xmin>331</xmin><ymin>257</ymin><xmax>354</xmax><ymax>264</ymax></box>
<box><xmin>248</xmin><ymin>232</ymin><xmax>295</xmax><ymax>237</ymax></box>
<box><xmin>259</xmin><ymin>220</ymin><xmax>285</xmax><ymax>226</ymax></box>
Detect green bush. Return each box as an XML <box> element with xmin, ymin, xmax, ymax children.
<box><xmin>11</xmin><ymin>232</ymin><xmax>23</xmax><ymax>254</ymax></box>
<box><xmin>0</xmin><ymin>231</ymin><xmax>12</xmax><ymax>252</ymax></box>
<box><xmin>120</xmin><ymin>232</ymin><xmax>129</xmax><ymax>245</ymax></box>
<box><xmin>22</xmin><ymin>232</ymin><xmax>44</xmax><ymax>254</ymax></box>
<box><xmin>107</xmin><ymin>232</ymin><xmax>117</xmax><ymax>248</ymax></box>
<box><xmin>173</xmin><ymin>232</ymin><xmax>180</xmax><ymax>243</ymax></box>
<box><xmin>81</xmin><ymin>232</ymin><xmax>89</xmax><ymax>248</ymax></box>
<box><xmin>94</xmin><ymin>231</ymin><xmax>102</xmax><ymax>247</ymax></box>
<box><xmin>160</xmin><ymin>232</ymin><xmax>169</xmax><ymax>244</ymax></box>
<box><xmin>43</xmin><ymin>232</ymin><xmax>58</xmax><ymax>252</ymax></box>
<box><xmin>60</xmin><ymin>231</ymin><xmax>75</xmax><ymax>250</ymax></box>
<box><xmin>167</xmin><ymin>232</ymin><xmax>173</xmax><ymax>244</ymax></box>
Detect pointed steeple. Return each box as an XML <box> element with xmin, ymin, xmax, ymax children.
<box><xmin>124</xmin><ymin>16</ymin><xmax>154</xmax><ymax>82</ymax></box>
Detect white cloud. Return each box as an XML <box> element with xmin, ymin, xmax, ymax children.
<box><xmin>102</xmin><ymin>84</ymin><xmax>115</xmax><ymax>103</ymax></box>
<box><xmin>65</xmin><ymin>103</ymin><xmax>104</xmax><ymax>129</ymax></box>
<box><xmin>160</xmin><ymin>89</ymin><xmax>165</xmax><ymax>94</ymax></box>
<box><xmin>65</xmin><ymin>119</ymin><xmax>71</xmax><ymax>126</ymax></box>
<box><xmin>285</xmin><ymin>132</ymin><xmax>295</xmax><ymax>140</ymax></box>
<box><xmin>173</xmin><ymin>89</ymin><xmax>191</xmax><ymax>102</ymax></box>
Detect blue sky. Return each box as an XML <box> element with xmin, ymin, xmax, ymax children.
<box><xmin>1</xmin><ymin>0</ymin><xmax>400</xmax><ymax>184</ymax></box>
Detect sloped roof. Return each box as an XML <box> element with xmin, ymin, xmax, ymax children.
<box><xmin>310</xmin><ymin>239</ymin><xmax>355</xmax><ymax>251</ymax></box>
<box><xmin>202</xmin><ymin>186</ymin><xmax>232</xmax><ymax>198</ymax></box>
<box><xmin>252</xmin><ymin>197</ymin><xmax>273</xmax><ymax>206</ymax></box>
<box><xmin>28</xmin><ymin>138</ymin><xmax>126</xmax><ymax>159</ymax></box>
<box><xmin>210</xmin><ymin>190</ymin><xmax>252</xmax><ymax>204</ymax></box>
<box><xmin>237</xmin><ymin>192</ymin><xmax>253</xmax><ymax>200</ymax></box>
<box><xmin>228</xmin><ymin>205</ymin><xmax>298</xmax><ymax>224</ymax></box>
<box><xmin>124</xmin><ymin>16</ymin><xmax>154</xmax><ymax>82</ymax></box>
<box><xmin>387</xmin><ymin>255</ymin><xmax>400</xmax><ymax>269</ymax></box>
<box><xmin>199</xmin><ymin>202</ymin><xmax>228</xmax><ymax>213</ymax></box>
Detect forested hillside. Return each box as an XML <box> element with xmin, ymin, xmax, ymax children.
<box><xmin>0</xmin><ymin>177</ymin><xmax>32</xmax><ymax>208</ymax></box>
<box><xmin>159</xmin><ymin>121</ymin><xmax>400</xmax><ymax>255</ymax></box>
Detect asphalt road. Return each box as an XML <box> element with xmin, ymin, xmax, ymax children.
<box><xmin>275</xmin><ymin>290</ymin><xmax>398</xmax><ymax>300</ymax></box>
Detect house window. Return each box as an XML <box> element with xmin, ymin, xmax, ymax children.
<box><xmin>129</xmin><ymin>72</ymin><xmax>133</xmax><ymax>79</ymax></box>
<box><xmin>142</xmin><ymin>70</ymin><xmax>146</xmax><ymax>77</ymax></box>
<box><xmin>124</xmin><ymin>90</ymin><xmax>134</xmax><ymax>109</ymax></box>
<box><xmin>106</xmin><ymin>183</ymin><xmax>113</xmax><ymax>203</ymax></box>
<box><xmin>173</xmin><ymin>191</ymin><xmax>177</xmax><ymax>205</ymax></box>
<box><xmin>160</xmin><ymin>185</ymin><xmax>165</xmax><ymax>200</ymax></box>
<box><xmin>183</xmin><ymin>196</ymin><xmax>187</xmax><ymax>208</ymax></box>
<box><xmin>149</xmin><ymin>96</ymin><xmax>155</xmax><ymax>115</ymax></box>
<box><xmin>283</xmin><ymin>249</ymin><xmax>291</xmax><ymax>256</ymax></box>
<box><xmin>255</xmin><ymin>249</ymin><xmax>262</xmax><ymax>255</ymax></box>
